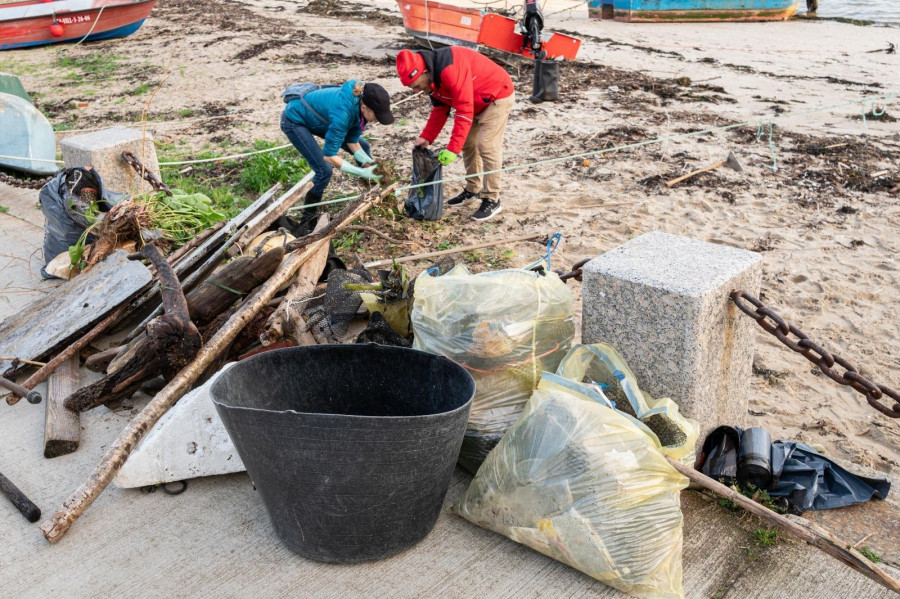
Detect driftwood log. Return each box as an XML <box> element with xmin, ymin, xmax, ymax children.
<box><xmin>39</xmin><ymin>188</ymin><xmax>387</xmax><ymax>543</ymax></box>
<box><xmin>107</xmin><ymin>246</ymin><xmax>286</xmax><ymax>379</ymax></box>
<box><xmin>667</xmin><ymin>456</ymin><xmax>900</xmax><ymax>594</ymax></box>
<box><xmin>43</xmin><ymin>357</ymin><xmax>81</xmax><ymax>458</ymax></box>
<box><xmin>260</xmin><ymin>214</ymin><xmax>331</xmax><ymax>347</ymax></box>
<box><xmin>63</xmin><ymin>245</ymin><xmax>202</xmax><ymax>413</ymax></box>
<box><xmin>83</xmin><ymin>346</ymin><xmax>125</xmax><ymax>373</ymax></box>
<box><xmin>186</xmin><ymin>246</ymin><xmax>286</xmax><ymax>325</ymax></box>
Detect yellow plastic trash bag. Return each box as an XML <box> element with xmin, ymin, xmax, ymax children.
<box><xmin>411</xmin><ymin>263</ymin><xmax>575</xmax><ymax>473</ymax></box>
<box><xmin>556</xmin><ymin>343</ymin><xmax>699</xmax><ymax>464</ymax></box>
<box><xmin>453</xmin><ymin>374</ymin><xmax>689</xmax><ymax>599</ymax></box>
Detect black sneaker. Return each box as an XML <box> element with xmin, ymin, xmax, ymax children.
<box><xmin>447</xmin><ymin>189</ymin><xmax>478</xmax><ymax>206</ymax></box>
<box><xmin>471</xmin><ymin>199</ymin><xmax>502</xmax><ymax>221</ymax></box>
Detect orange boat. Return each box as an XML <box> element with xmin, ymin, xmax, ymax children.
<box><xmin>395</xmin><ymin>0</ymin><xmax>581</xmax><ymax>61</ymax></box>
<box><xmin>0</xmin><ymin>0</ymin><xmax>157</xmax><ymax>51</ymax></box>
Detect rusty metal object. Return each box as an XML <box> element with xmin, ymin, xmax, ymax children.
<box><xmin>121</xmin><ymin>151</ymin><xmax>172</xmax><ymax>195</ymax></box>
<box><xmin>557</xmin><ymin>258</ymin><xmax>591</xmax><ymax>283</ymax></box>
<box><xmin>731</xmin><ymin>290</ymin><xmax>900</xmax><ymax>418</ymax></box>
<box><xmin>0</xmin><ymin>171</ymin><xmax>55</xmax><ymax>190</ymax></box>
<box><xmin>0</xmin><ymin>376</ymin><xmax>42</xmax><ymax>405</ymax></box>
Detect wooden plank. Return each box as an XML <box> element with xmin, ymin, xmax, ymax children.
<box><xmin>225</xmin><ymin>173</ymin><xmax>313</xmax><ymax>257</ymax></box>
<box><xmin>0</xmin><ymin>250</ymin><xmax>152</xmax><ymax>375</ymax></box>
<box><xmin>43</xmin><ymin>357</ymin><xmax>80</xmax><ymax>458</ymax></box>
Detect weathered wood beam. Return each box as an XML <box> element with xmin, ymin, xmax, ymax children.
<box><xmin>44</xmin><ymin>357</ymin><xmax>81</xmax><ymax>458</ymax></box>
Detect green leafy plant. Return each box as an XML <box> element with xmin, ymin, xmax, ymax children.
<box><xmin>241</xmin><ymin>141</ymin><xmax>310</xmax><ymax>194</ymax></box>
<box><xmin>0</xmin><ymin>206</ymin><xmax>8</xmax><ymax>214</ymax></box>
<box><xmin>334</xmin><ymin>230</ymin><xmax>364</xmax><ymax>253</ymax></box>
<box><xmin>138</xmin><ymin>190</ymin><xmax>228</xmax><ymax>245</ymax></box>
<box><xmin>859</xmin><ymin>546</ymin><xmax>882</xmax><ymax>563</ymax></box>
<box><xmin>754</xmin><ymin>528</ymin><xmax>778</xmax><ymax>548</ymax></box>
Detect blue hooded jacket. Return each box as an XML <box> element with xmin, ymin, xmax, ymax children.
<box><xmin>283</xmin><ymin>80</ymin><xmax>364</xmax><ymax>157</ymax></box>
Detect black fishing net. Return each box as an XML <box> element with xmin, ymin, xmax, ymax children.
<box><xmin>322</xmin><ymin>268</ymin><xmax>373</xmax><ymax>339</ymax></box>
<box><xmin>356</xmin><ymin>311</ymin><xmax>412</xmax><ymax>347</ymax></box>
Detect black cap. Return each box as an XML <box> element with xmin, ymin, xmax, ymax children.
<box><xmin>361</xmin><ymin>83</ymin><xmax>395</xmax><ymax>125</ymax></box>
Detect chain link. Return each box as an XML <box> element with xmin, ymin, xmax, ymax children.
<box><xmin>557</xmin><ymin>258</ymin><xmax>591</xmax><ymax>282</ymax></box>
<box><xmin>121</xmin><ymin>151</ymin><xmax>172</xmax><ymax>195</ymax></box>
<box><xmin>0</xmin><ymin>171</ymin><xmax>56</xmax><ymax>190</ymax></box>
<box><xmin>731</xmin><ymin>290</ymin><xmax>900</xmax><ymax>418</ymax></box>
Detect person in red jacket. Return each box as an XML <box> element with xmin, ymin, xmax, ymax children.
<box><xmin>396</xmin><ymin>46</ymin><xmax>515</xmax><ymax>221</ymax></box>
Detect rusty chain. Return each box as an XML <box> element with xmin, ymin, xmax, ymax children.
<box><xmin>121</xmin><ymin>151</ymin><xmax>172</xmax><ymax>195</ymax></box>
<box><xmin>0</xmin><ymin>170</ymin><xmax>56</xmax><ymax>190</ymax></box>
<box><xmin>731</xmin><ymin>290</ymin><xmax>900</xmax><ymax>418</ymax></box>
<box><xmin>557</xmin><ymin>258</ymin><xmax>591</xmax><ymax>282</ymax></box>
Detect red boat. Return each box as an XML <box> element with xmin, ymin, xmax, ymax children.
<box><xmin>0</xmin><ymin>0</ymin><xmax>157</xmax><ymax>50</ymax></box>
<box><xmin>396</xmin><ymin>0</ymin><xmax>581</xmax><ymax>61</ymax></box>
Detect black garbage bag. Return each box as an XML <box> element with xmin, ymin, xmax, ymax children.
<box><xmin>404</xmin><ymin>146</ymin><xmax>443</xmax><ymax>221</ymax></box>
<box><xmin>38</xmin><ymin>166</ymin><xmax>126</xmax><ymax>278</ymax></box>
<box><xmin>698</xmin><ymin>426</ymin><xmax>890</xmax><ymax>514</ymax></box>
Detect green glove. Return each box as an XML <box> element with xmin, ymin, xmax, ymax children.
<box><xmin>353</xmin><ymin>148</ymin><xmax>374</xmax><ymax>165</ymax></box>
<box><xmin>341</xmin><ymin>161</ymin><xmax>382</xmax><ymax>182</ymax></box>
<box><xmin>437</xmin><ymin>149</ymin><xmax>458</xmax><ymax>166</ymax></box>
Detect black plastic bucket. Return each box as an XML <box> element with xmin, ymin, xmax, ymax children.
<box><xmin>211</xmin><ymin>344</ymin><xmax>475</xmax><ymax>563</ymax></box>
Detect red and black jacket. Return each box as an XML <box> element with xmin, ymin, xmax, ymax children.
<box><xmin>418</xmin><ymin>46</ymin><xmax>514</xmax><ymax>154</ymax></box>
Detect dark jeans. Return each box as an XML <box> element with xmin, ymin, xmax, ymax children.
<box><xmin>280</xmin><ymin>113</ymin><xmax>371</xmax><ymax>197</ymax></box>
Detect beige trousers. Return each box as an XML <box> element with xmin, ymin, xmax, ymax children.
<box><xmin>461</xmin><ymin>93</ymin><xmax>515</xmax><ymax>202</ymax></box>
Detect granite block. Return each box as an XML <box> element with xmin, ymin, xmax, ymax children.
<box><xmin>582</xmin><ymin>231</ymin><xmax>762</xmax><ymax>447</ymax></box>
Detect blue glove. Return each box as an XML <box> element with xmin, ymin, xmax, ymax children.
<box><xmin>341</xmin><ymin>161</ymin><xmax>382</xmax><ymax>182</ymax></box>
<box><xmin>437</xmin><ymin>149</ymin><xmax>458</xmax><ymax>166</ymax></box>
<box><xmin>353</xmin><ymin>148</ymin><xmax>374</xmax><ymax>165</ymax></box>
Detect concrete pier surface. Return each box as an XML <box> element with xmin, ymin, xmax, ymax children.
<box><xmin>2</xmin><ymin>180</ymin><xmax>898</xmax><ymax>597</ymax></box>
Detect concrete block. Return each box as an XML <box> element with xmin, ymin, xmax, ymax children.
<box><xmin>582</xmin><ymin>231</ymin><xmax>762</xmax><ymax>447</ymax></box>
<box><xmin>60</xmin><ymin>126</ymin><xmax>160</xmax><ymax>195</ymax></box>
<box><xmin>114</xmin><ymin>364</ymin><xmax>244</xmax><ymax>488</ymax></box>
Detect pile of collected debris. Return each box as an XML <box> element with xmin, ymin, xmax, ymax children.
<box><xmin>2</xmin><ymin>161</ymin><xmax>898</xmax><ymax>599</ymax></box>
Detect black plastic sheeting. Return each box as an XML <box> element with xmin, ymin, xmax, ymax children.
<box><xmin>211</xmin><ymin>344</ymin><xmax>474</xmax><ymax>563</ymax></box>
<box><xmin>404</xmin><ymin>146</ymin><xmax>443</xmax><ymax>221</ymax></box>
<box><xmin>698</xmin><ymin>426</ymin><xmax>890</xmax><ymax>514</ymax></box>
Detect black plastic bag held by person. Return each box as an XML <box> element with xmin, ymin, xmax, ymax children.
<box><xmin>404</xmin><ymin>146</ymin><xmax>443</xmax><ymax>221</ymax></box>
<box><xmin>38</xmin><ymin>166</ymin><xmax>126</xmax><ymax>278</ymax></box>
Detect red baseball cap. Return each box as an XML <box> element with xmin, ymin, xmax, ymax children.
<box><xmin>396</xmin><ymin>49</ymin><xmax>426</xmax><ymax>86</ymax></box>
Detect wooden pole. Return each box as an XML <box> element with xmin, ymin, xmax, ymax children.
<box><xmin>39</xmin><ymin>190</ymin><xmax>386</xmax><ymax>544</ymax></box>
<box><xmin>43</xmin><ymin>357</ymin><xmax>81</xmax><ymax>458</ymax></box>
<box><xmin>666</xmin><ymin>456</ymin><xmax>900</xmax><ymax>594</ymax></box>
<box><xmin>5</xmin><ymin>304</ymin><xmax>128</xmax><ymax>406</ymax></box>
<box><xmin>363</xmin><ymin>233</ymin><xmax>543</xmax><ymax>268</ymax></box>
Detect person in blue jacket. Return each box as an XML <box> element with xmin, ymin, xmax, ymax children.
<box><xmin>280</xmin><ymin>80</ymin><xmax>394</xmax><ymax>221</ymax></box>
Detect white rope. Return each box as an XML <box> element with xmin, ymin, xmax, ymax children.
<box><xmin>158</xmin><ymin>144</ymin><xmax>293</xmax><ymax>166</ymax></box>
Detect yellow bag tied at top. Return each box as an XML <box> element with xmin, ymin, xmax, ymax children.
<box><xmin>411</xmin><ymin>263</ymin><xmax>575</xmax><ymax>471</ymax></box>
<box><xmin>453</xmin><ymin>345</ymin><xmax>699</xmax><ymax>598</ymax></box>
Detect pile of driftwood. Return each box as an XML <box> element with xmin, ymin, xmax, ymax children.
<box><xmin>0</xmin><ymin>173</ymin><xmax>399</xmax><ymax>542</ymax></box>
